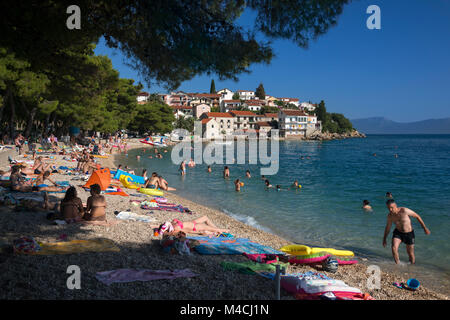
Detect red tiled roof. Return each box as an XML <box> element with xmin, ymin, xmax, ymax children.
<box><xmin>171</xmin><ymin>105</ymin><xmax>192</xmax><ymax>110</ymax></box>
<box><xmin>246</xmin><ymin>102</ymin><xmax>263</xmax><ymax>106</ymax></box>
<box><xmin>138</xmin><ymin>92</ymin><xmax>149</xmax><ymax>96</ymax></box>
<box><xmin>256</xmin><ymin>121</ymin><xmax>272</xmax><ymax>127</ymax></box>
<box><xmin>194</xmin><ymin>93</ymin><xmax>221</xmax><ymax>98</ymax></box>
<box><xmin>222</xmin><ymin>100</ymin><xmax>241</xmax><ymax>103</ymax></box>
<box><xmin>264</xmin><ymin>113</ymin><xmax>278</xmax><ymax>118</ymax></box>
<box><xmin>201</xmin><ymin>118</ymin><xmax>212</xmax><ymax>124</ymax></box>
<box><xmin>281</xmin><ymin>109</ymin><xmax>307</xmax><ymax>116</ymax></box>
<box><xmin>230</xmin><ymin>110</ymin><xmax>257</xmax><ymax>116</ymax></box>
<box><xmin>206</xmin><ymin>112</ymin><xmax>233</xmax><ymax>118</ymax></box>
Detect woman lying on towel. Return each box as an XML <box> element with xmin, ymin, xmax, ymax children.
<box><xmin>33</xmin><ymin>171</ymin><xmax>69</xmax><ymax>192</ymax></box>
<box><xmin>152</xmin><ymin>216</ymin><xmax>229</xmax><ymax>236</ymax></box>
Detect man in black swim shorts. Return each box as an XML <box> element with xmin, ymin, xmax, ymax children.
<box><xmin>382</xmin><ymin>199</ymin><xmax>430</xmax><ymax>264</ymax></box>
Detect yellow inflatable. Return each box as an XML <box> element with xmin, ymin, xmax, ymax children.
<box><xmin>138</xmin><ymin>188</ymin><xmax>164</xmax><ymax>196</ymax></box>
<box><xmin>280</xmin><ymin>244</ymin><xmax>354</xmax><ymax>257</ymax></box>
<box><xmin>120</xmin><ymin>175</ymin><xmax>140</xmax><ymax>189</ymax></box>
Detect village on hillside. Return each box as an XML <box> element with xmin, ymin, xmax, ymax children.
<box><xmin>137</xmin><ymin>87</ymin><xmax>321</xmax><ymax>139</ymax></box>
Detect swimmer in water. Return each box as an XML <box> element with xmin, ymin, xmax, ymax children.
<box><xmin>207</xmin><ymin>166</ymin><xmax>212</xmax><ymax>173</ymax></box>
<box><xmin>362</xmin><ymin>200</ymin><xmax>372</xmax><ymax>211</ymax></box>
<box><xmin>291</xmin><ymin>180</ymin><xmax>300</xmax><ymax>189</ymax></box>
<box><xmin>179</xmin><ymin>161</ymin><xmax>186</xmax><ymax>176</ymax></box>
<box><xmin>223</xmin><ymin>166</ymin><xmax>230</xmax><ymax>178</ymax></box>
<box><xmin>386</xmin><ymin>192</ymin><xmax>393</xmax><ymax>199</ymax></box>
<box><xmin>264</xmin><ymin>179</ymin><xmax>273</xmax><ymax>188</ymax></box>
<box><xmin>245</xmin><ymin>170</ymin><xmax>251</xmax><ymax>178</ymax></box>
<box><xmin>234</xmin><ymin>179</ymin><xmax>241</xmax><ymax>192</ymax></box>
<box><xmin>261</xmin><ymin>175</ymin><xmax>266</xmax><ymax>180</ymax></box>
<box><xmin>276</xmin><ymin>184</ymin><xmax>281</xmax><ymax>191</ymax></box>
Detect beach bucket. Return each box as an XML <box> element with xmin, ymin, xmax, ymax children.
<box><xmin>406</xmin><ymin>278</ymin><xmax>420</xmax><ymax>290</ymax></box>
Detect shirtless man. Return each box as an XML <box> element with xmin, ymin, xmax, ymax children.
<box><xmin>382</xmin><ymin>199</ymin><xmax>430</xmax><ymax>264</ymax></box>
<box><xmin>158</xmin><ymin>175</ymin><xmax>176</xmax><ymax>191</ymax></box>
<box><xmin>144</xmin><ymin>172</ymin><xmax>160</xmax><ymax>188</ymax></box>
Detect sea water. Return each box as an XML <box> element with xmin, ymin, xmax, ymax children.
<box><xmin>116</xmin><ymin>135</ymin><xmax>450</xmax><ymax>295</ymax></box>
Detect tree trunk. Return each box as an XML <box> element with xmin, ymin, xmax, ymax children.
<box><xmin>8</xmin><ymin>88</ymin><xmax>16</xmax><ymax>138</ymax></box>
<box><xmin>24</xmin><ymin>104</ymin><xmax>37</xmax><ymax>138</ymax></box>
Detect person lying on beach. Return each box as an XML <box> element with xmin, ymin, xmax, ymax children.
<box><xmin>362</xmin><ymin>200</ymin><xmax>372</xmax><ymax>211</ymax></box>
<box><xmin>382</xmin><ymin>199</ymin><xmax>430</xmax><ymax>264</ymax></box>
<box><xmin>153</xmin><ymin>216</ymin><xmax>230</xmax><ymax>236</ymax></box>
<box><xmin>16</xmin><ymin>191</ymin><xmax>59</xmax><ymax>212</ymax></box>
<box><xmin>223</xmin><ymin>166</ymin><xmax>230</xmax><ymax>178</ymax></box>
<box><xmin>33</xmin><ymin>171</ymin><xmax>68</xmax><ymax>192</ymax></box>
<box><xmin>84</xmin><ymin>184</ymin><xmax>106</xmax><ymax>221</ymax></box>
<box><xmin>9</xmin><ymin>166</ymin><xmax>34</xmax><ymax>192</ymax></box>
<box><xmin>245</xmin><ymin>170</ymin><xmax>251</xmax><ymax>178</ymax></box>
<box><xmin>59</xmin><ymin>186</ymin><xmax>85</xmax><ymax>222</ymax></box>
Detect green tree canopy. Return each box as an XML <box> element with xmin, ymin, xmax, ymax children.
<box><xmin>0</xmin><ymin>0</ymin><xmax>349</xmax><ymax>89</ymax></box>
<box><xmin>129</xmin><ymin>100</ymin><xmax>175</xmax><ymax>135</ymax></box>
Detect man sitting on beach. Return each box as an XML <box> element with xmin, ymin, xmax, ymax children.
<box><xmin>144</xmin><ymin>172</ymin><xmax>160</xmax><ymax>189</ymax></box>
<box><xmin>382</xmin><ymin>199</ymin><xmax>431</xmax><ymax>264</ymax></box>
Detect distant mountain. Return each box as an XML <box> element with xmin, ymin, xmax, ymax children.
<box><xmin>351</xmin><ymin>117</ymin><xmax>450</xmax><ymax>134</ymax></box>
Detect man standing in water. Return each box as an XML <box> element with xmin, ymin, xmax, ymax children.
<box><xmin>382</xmin><ymin>199</ymin><xmax>431</xmax><ymax>264</ymax></box>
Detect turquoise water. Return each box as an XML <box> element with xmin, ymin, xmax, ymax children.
<box><xmin>116</xmin><ymin>135</ymin><xmax>450</xmax><ymax>294</ymax></box>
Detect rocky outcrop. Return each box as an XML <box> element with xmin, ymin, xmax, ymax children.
<box><xmin>305</xmin><ymin>129</ymin><xmax>366</xmax><ymax>141</ymax></box>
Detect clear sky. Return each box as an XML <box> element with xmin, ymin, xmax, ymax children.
<box><xmin>94</xmin><ymin>0</ymin><xmax>450</xmax><ymax>122</ymax></box>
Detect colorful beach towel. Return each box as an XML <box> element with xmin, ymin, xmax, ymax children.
<box><xmin>95</xmin><ymin>268</ymin><xmax>198</xmax><ymax>286</ymax></box>
<box><xmin>188</xmin><ymin>237</ymin><xmax>283</xmax><ymax>255</ymax></box>
<box><xmin>17</xmin><ymin>238</ymin><xmax>120</xmax><ymax>255</ymax></box>
<box><xmin>221</xmin><ymin>261</ymin><xmax>288</xmax><ymax>275</ymax></box>
<box><xmin>115</xmin><ymin>211</ymin><xmax>155</xmax><ymax>223</ymax></box>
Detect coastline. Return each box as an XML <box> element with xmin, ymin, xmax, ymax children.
<box><xmin>110</xmin><ymin>141</ymin><xmax>447</xmax><ymax>300</ymax></box>
<box><xmin>0</xmin><ymin>142</ymin><xmax>446</xmax><ymax>300</ymax></box>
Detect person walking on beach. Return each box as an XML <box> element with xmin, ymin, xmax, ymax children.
<box><xmin>382</xmin><ymin>199</ymin><xmax>431</xmax><ymax>264</ymax></box>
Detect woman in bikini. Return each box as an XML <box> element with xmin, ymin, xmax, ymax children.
<box><xmin>60</xmin><ymin>186</ymin><xmax>85</xmax><ymax>222</ymax></box>
<box><xmin>84</xmin><ymin>184</ymin><xmax>107</xmax><ymax>221</ymax></box>
<box><xmin>33</xmin><ymin>171</ymin><xmax>68</xmax><ymax>192</ymax></box>
<box><xmin>153</xmin><ymin>216</ymin><xmax>229</xmax><ymax>236</ymax></box>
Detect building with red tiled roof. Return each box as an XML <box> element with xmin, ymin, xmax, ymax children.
<box><xmin>199</xmin><ymin>112</ymin><xmax>234</xmax><ymax>136</ymax></box>
<box><xmin>230</xmin><ymin>110</ymin><xmax>259</xmax><ymax>130</ymax></box>
<box><xmin>278</xmin><ymin>109</ymin><xmax>309</xmax><ymax>137</ymax></box>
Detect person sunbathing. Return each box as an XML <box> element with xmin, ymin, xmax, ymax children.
<box><xmin>158</xmin><ymin>175</ymin><xmax>176</xmax><ymax>191</ymax></box>
<box><xmin>60</xmin><ymin>186</ymin><xmax>85</xmax><ymax>222</ymax></box>
<box><xmin>144</xmin><ymin>172</ymin><xmax>160</xmax><ymax>188</ymax></box>
<box><xmin>153</xmin><ymin>216</ymin><xmax>229</xmax><ymax>236</ymax></box>
<box><xmin>9</xmin><ymin>166</ymin><xmax>34</xmax><ymax>192</ymax></box>
<box><xmin>32</xmin><ymin>156</ymin><xmax>52</xmax><ymax>174</ymax></box>
<box><xmin>34</xmin><ymin>171</ymin><xmax>68</xmax><ymax>192</ymax></box>
<box><xmin>84</xmin><ymin>184</ymin><xmax>106</xmax><ymax>221</ymax></box>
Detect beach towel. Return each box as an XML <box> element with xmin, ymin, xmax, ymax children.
<box><xmin>221</xmin><ymin>261</ymin><xmax>289</xmax><ymax>275</ymax></box>
<box><xmin>95</xmin><ymin>268</ymin><xmax>198</xmax><ymax>286</ymax></box>
<box><xmin>115</xmin><ymin>211</ymin><xmax>155</xmax><ymax>223</ymax></box>
<box><xmin>17</xmin><ymin>238</ymin><xmax>120</xmax><ymax>255</ymax></box>
<box><xmin>243</xmin><ymin>253</ymin><xmax>281</xmax><ymax>264</ymax></box>
<box><xmin>188</xmin><ymin>237</ymin><xmax>283</xmax><ymax>255</ymax></box>
<box><xmin>142</xmin><ymin>203</ymin><xmax>192</xmax><ymax>214</ymax></box>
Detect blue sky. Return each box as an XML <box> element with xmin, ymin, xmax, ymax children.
<box><xmin>94</xmin><ymin>0</ymin><xmax>450</xmax><ymax>122</ymax></box>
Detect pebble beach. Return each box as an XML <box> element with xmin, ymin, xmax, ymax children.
<box><xmin>0</xmin><ymin>141</ymin><xmax>448</xmax><ymax>300</ymax></box>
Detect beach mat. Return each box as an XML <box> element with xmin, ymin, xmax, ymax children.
<box><xmin>28</xmin><ymin>238</ymin><xmax>120</xmax><ymax>255</ymax></box>
<box><xmin>95</xmin><ymin>268</ymin><xmax>198</xmax><ymax>286</ymax></box>
<box><xmin>188</xmin><ymin>237</ymin><xmax>283</xmax><ymax>255</ymax></box>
